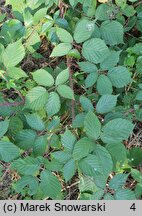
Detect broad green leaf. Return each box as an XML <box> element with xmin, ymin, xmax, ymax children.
<box><xmin>57</xmin><ymin>85</ymin><xmax>74</xmax><ymax>99</ymax></box>
<box><xmin>128</xmin><ymin>147</ymin><xmax>142</xmax><ymax>166</ymax></box>
<box><xmin>33</xmin><ymin>135</ymin><xmax>48</xmax><ymax>157</ymax></box>
<box><xmin>109</xmin><ymin>174</ymin><xmax>129</xmax><ymax>191</ymax></box>
<box><xmin>61</xmin><ymin>129</ymin><xmax>76</xmax><ymax>152</ymax></box>
<box><xmin>7</xmin><ymin>67</ymin><xmax>28</xmax><ymax>79</ymax></box>
<box><xmin>51</xmin><ymin>151</ymin><xmax>72</xmax><ymax>164</ymax></box>
<box><xmin>12</xmin><ymin>157</ymin><xmax>40</xmax><ymax>176</ymax></box>
<box><xmin>13</xmin><ymin>176</ymin><xmax>38</xmax><ymax>196</ymax></box>
<box><xmin>100</xmin><ymin>21</ymin><xmax>124</xmax><ymax>46</ymax></box>
<box><xmin>101</xmin><ymin>118</ymin><xmax>134</xmax><ymax>144</ymax></box>
<box><xmin>108</xmin><ymin>66</ymin><xmax>132</xmax><ymax>88</ymax></box>
<box><xmin>0</xmin><ymin>141</ymin><xmax>20</xmax><ymax>162</ymax></box>
<box><xmin>79</xmin><ymin>176</ymin><xmax>98</xmax><ymax>193</ymax></box>
<box><xmin>25</xmin><ymin>113</ymin><xmax>45</xmax><ymax>131</ymax></box>
<box><xmin>114</xmin><ymin>189</ymin><xmax>136</xmax><ymax>200</ymax></box>
<box><xmin>68</xmin><ymin>49</ymin><xmax>81</xmax><ymax>59</ymax></box>
<box><xmin>15</xmin><ymin>129</ymin><xmax>37</xmax><ymax>150</ymax></box>
<box><xmin>72</xmin><ymin>113</ymin><xmax>86</xmax><ymax>128</ymax></box>
<box><xmin>82</xmin><ymin>38</ymin><xmax>110</xmax><ymax>64</ymax></box>
<box><xmin>33</xmin><ymin>8</ymin><xmax>47</xmax><ymax>24</ymax></box>
<box><xmin>32</xmin><ymin>69</ymin><xmax>54</xmax><ymax>87</ymax></box>
<box><xmin>115</xmin><ymin>0</ymin><xmax>126</xmax><ymax>9</ymax></box>
<box><xmin>104</xmin><ymin>193</ymin><xmax>114</xmax><ymax>200</ymax></box>
<box><xmin>106</xmin><ymin>143</ymin><xmax>127</xmax><ymax>167</ymax></box>
<box><xmin>40</xmin><ymin>170</ymin><xmax>62</xmax><ymax>199</ymax></box>
<box><xmin>78</xmin><ymin>154</ymin><xmax>102</xmax><ymax>177</ymax></box>
<box><xmin>3</xmin><ymin>40</ymin><xmax>25</xmax><ymax>68</ymax></box>
<box><xmin>25</xmin><ymin>86</ymin><xmax>48</xmax><ymax>111</ymax></box>
<box><xmin>96</xmin><ymin>94</ymin><xmax>118</xmax><ymax>114</ymax></box>
<box><xmin>95</xmin><ymin>4</ymin><xmax>111</xmax><ymax>21</ymax></box>
<box><xmin>95</xmin><ymin>145</ymin><xmax>113</xmax><ymax>176</ymax></box>
<box><xmin>100</xmin><ymin>50</ymin><xmax>121</xmax><ymax>70</ymax></box>
<box><xmin>55</xmin><ymin>68</ymin><xmax>69</xmax><ymax>86</ymax></box>
<box><xmin>50</xmin><ymin>43</ymin><xmax>72</xmax><ymax>57</ymax></box>
<box><xmin>74</xmin><ymin>19</ymin><xmax>95</xmax><ymax>43</ymax></box>
<box><xmin>135</xmin><ymin>90</ymin><xmax>142</xmax><ymax>100</ymax></box>
<box><xmin>131</xmin><ymin>169</ymin><xmax>142</xmax><ymax>183</ymax></box>
<box><xmin>80</xmin><ymin>96</ymin><xmax>94</xmax><ymax>112</ymax></box>
<box><xmin>0</xmin><ymin>119</ymin><xmax>9</xmax><ymax>138</ymax></box>
<box><xmin>85</xmin><ymin>71</ymin><xmax>98</xmax><ymax>88</ymax></box>
<box><xmin>78</xmin><ymin>61</ymin><xmax>97</xmax><ymax>73</ymax></box>
<box><xmin>46</xmin><ymin>92</ymin><xmax>61</xmax><ymax>116</ymax></box>
<box><xmin>84</xmin><ymin>111</ymin><xmax>101</xmax><ymax>140</ymax></box>
<box><xmin>56</xmin><ymin>28</ymin><xmax>73</xmax><ymax>43</ymax></box>
<box><xmin>97</xmin><ymin>75</ymin><xmax>113</xmax><ymax>95</ymax></box>
<box><xmin>63</xmin><ymin>159</ymin><xmax>76</xmax><ymax>182</ymax></box>
<box><xmin>73</xmin><ymin>137</ymin><xmax>96</xmax><ymax>160</ymax></box>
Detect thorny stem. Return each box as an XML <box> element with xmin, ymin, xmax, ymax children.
<box><xmin>67</xmin><ymin>57</ymin><xmax>75</xmax><ymax>122</ymax></box>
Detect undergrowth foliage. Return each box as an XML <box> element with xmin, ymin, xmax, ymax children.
<box><xmin>0</xmin><ymin>0</ymin><xmax>142</xmax><ymax>200</ymax></box>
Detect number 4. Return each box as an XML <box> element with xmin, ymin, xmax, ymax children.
<box><xmin>130</xmin><ymin>203</ymin><xmax>136</xmax><ymax>211</ymax></box>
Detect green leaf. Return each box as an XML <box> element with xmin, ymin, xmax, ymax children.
<box><xmin>68</xmin><ymin>49</ymin><xmax>81</xmax><ymax>59</ymax></box>
<box><xmin>100</xmin><ymin>21</ymin><xmax>124</xmax><ymax>46</ymax></box>
<box><xmin>40</xmin><ymin>170</ymin><xmax>62</xmax><ymax>199</ymax></box>
<box><xmin>50</xmin><ymin>43</ymin><xmax>72</xmax><ymax>57</ymax></box>
<box><xmin>80</xmin><ymin>96</ymin><xmax>94</xmax><ymax>112</ymax></box>
<box><xmin>79</xmin><ymin>176</ymin><xmax>97</xmax><ymax>193</ymax></box>
<box><xmin>0</xmin><ymin>119</ymin><xmax>9</xmax><ymax>138</ymax></box>
<box><xmin>135</xmin><ymin>90</ymin><xmax>142</xmax><ymax>100</ymax></box>
<box><xmin>57</xmin><ymin>85</ymin><xmax>74</xmax><ymax>99</ymax></box>
<box><xmin>101</xmin><ymin>118</ymin><xmax>134</xmax><ymax>144</ymax></box>
<box><xmin>108</xmin><ymin>66</ymin><xmax>132</xmax><ymax>88</ymax></box>
<box><xmin>32</xmin><ymin>69</ymin><xmax>54</xmax><ymax>87</ymax></box>
<box><xmin>115</xmin><ymin>0</ymin><xmax>126</xmax><ymax>9</ymax></box>
<box><xmin>73</xmin><ymin>137</ymin><xmax>96</xmax><ymax>160</ymax></box>
<box><xmin>25</xmin><ymin>86</ymin><xmax>48</xmax><ymax>111</ymax></box>
<box><xmin>15</xmin><ymin>129</ymin><xmax>37</xmax><ymax>150</ymax></box>
<box><xmin>33</xmin><ymin>135</ymin><xmax>48</xmax><ymax>157</ymax></box>
<box><xmin>96</xmin><ymin>94</ymin><xmax>118</xmax><ymax>114</ymax></box>
<box><xmin>100</xmin><ymin>50</ymin><xmax>121</xmax><ymax>70</ymax></box>
<box><xmin>115</xmin><ymin>189</ymin><xmax>136</xmax><ymax>200</ymax></box>
<box><xmin>0</xmin><ymin>141</ymin><xmax>20</xmax><ymax>162</ymax></box>
<box><xmin>56</xmin><ymin>28</ymin><xmax>73</xmax><ymax>43</ymax></box>
<box><xmin>78</xmin><ymin>154</ymin><xmax>102</xmax><ymax>177</ymax></box>
<box><xmin>74</xmin><ymin>19</ymin><xmax>95</xmax><ymax>43</ymax></box>
<box><xmin>84</xmin><ymin>111</ymin><xmax>101</xmax><ymax>140</ymax></box>
<box><xmin>33</xmin><ymin>8</ymin><xmax>47</xmax><ymax>24</ymax></box>
<box><xmin>13</xmin><ymin>176</ymin><xmax>38</xmax><ymax>196</ymax></box>
<box><xmin>109</xmin><ymin>174</ymin><xmax>128</xmax><ymax>191</ymax></box>
<box><xmin>55</xmin><ymin>68</ymin><xmax>69</xmax><ymax>86</ymax></box>
<box><xmin>85</xmin><ymin>72</ymin><xmax>98</xmax><ymax>88</ymax></box>
<box><xmin>51</xmin><ymin>151</ymin><xmax>72</xmax><ymax>164</ymax></box>
<box><xmin>61</xmin><ymin>129</ymin><xmax>76</xmax><ymax>152</ymax></box>
<box><xmin>46</xmin><ymin>92</ymin><xmax>61</xmax><ymax>117</ymax></box>
<box><xmin>63</xmin><ymin>159</ymin><xmax>76</xmax><ymax>182</ymax></box>
<box><xmin>7</xmin><ymin>67</ymin><xmax>28</xmax><ymax>80</ymax></box>
<box><xmin>95</xmin><ymin>4</ymin><xmax>110</xmax><ymax>21</ymax></box>
<box><xmin>72</xmin><ymin>113</ymin><xmax>86</xmax><ymax>128</ymax></box>
<box><xmin>12</xmin><ymin>156</ymin><xmax>40</xmax><ymax>176</ymax></box>
<box><xmin>95</xmin><ymin>145</ymin><xmax>113</xmax><ymax>176</ymax></box>
<box><xmin>82</xmin><ymin>38</ymin><xmax>110</xmax><ymax>64</ymax></box>
<box><xmin>25</xmin><ymin>113</ymin><xmax>45</xmax><ymax>131</ymax></box>
<box><xmin>97</xmin><ymin>75</ymin><xmax>113</xmax><ymax>95</ymax></box>
<box><xmin>3</xmin><ymin>40</ymin><xmax>25</xmax><ymax>68</ymax></box>
<box><xmin>106</xmin><ymin>143</ymin><xmax>127</xmax><ymax>167</ymax></box>
<box><xmin>78</xmin><ymin>61</ymin><xmax>97</xmax><ymax>74</ymax></box>
<box><xmin>128</xmin><ymin>147</ymin><xmax>142</xmax><ymax>166</ymax></box>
